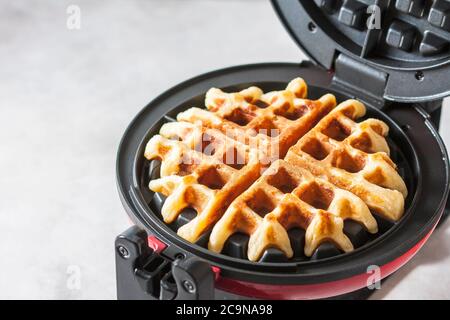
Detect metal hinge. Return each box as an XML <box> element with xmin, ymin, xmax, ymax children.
<box><xmin>331</xmin><ymin>54</ymin><xmax>388</xmax><ymax>109</ymax></box>
<box><xmin>115</xmin><ymin>226</ymin><xmax>215</xmax><ymax>300</ymax></box>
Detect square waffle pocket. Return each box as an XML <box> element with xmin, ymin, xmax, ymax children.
<box><xmin>144</xmin><ymin>78</ymin><xmax>408</xmax><ymax>261</ymax></box>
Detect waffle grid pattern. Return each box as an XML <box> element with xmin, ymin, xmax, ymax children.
<box><xmin>144</xmin><ymin>78</ymin><xmax>408</xmax><ymax>262</ymax></box>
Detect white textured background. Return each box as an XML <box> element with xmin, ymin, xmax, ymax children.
<box><xmin>0</xmin><ymin>0</ymin><xmax>449</xmax><ymax>299</ymax></box>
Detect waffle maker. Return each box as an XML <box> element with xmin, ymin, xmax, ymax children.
<box><xmin>115</xmin><ymin>0</ymin><xmax>450</xmax><ymax>300</ymax></box>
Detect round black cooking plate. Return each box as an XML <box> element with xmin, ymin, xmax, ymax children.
<box><xmin>116</xmin><ymin>63</ymin><xmax>449</xmax><ymax>284</ymax></box>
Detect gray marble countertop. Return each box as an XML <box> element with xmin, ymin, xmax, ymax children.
<box><xmin>1</xmin><ymin>0</ymin><xmax>449</xmax><ymax>299</ymax></box>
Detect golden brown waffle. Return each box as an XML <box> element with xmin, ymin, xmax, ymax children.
<box><xmin>177</xmin><ymin>78</ymin><xmax>336</xmax><ymax>158</ymax></box>
<box><xmin>145</xmin><ymin>78</ymin><xmax>337</xmax><ymax>243</ymax></box>
<box><xmin>145</xmin><ymin>78</ymin><xmax>407</xmax><ymax>261</ymax></box>
<box><xmin>209</xmin><ymin>159</ymin><xmax>378</xmax><ymax>261</ymax></box>
<box><xmin>145</xmin><ymin>133</ymin><xmax>262</xmax><ymax>243</ymax></box>
<box><xmin>286</xmin><ymin>99</ymin><xmax>408</xmax><ymax>221</ymax></box>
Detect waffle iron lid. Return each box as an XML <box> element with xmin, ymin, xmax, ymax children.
<box><xmin>272</xmin><ymin>0</ymin><xmax>450</xmax><ymax>103</ymax></box>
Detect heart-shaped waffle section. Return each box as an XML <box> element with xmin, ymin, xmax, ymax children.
<box><xmin>145</xmin><ymin>134</ymin><xmax>262</xmax><ymax>243</ymax></box>
<box><xmin>177</xmin><ymin>78</ymin><xmax>336</xmax><ymax>158</ymax></box>
<box><xmin>286</xmin><ymin>99</ymin><xmax>407</xmax><ymax>221</ymax></box>
<box><xmin>209</xmin><ymin>159</ymin><xmax>378</xmax><ymax>261</ymax></box>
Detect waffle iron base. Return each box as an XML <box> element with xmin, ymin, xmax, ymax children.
<box><xmin>116</xmin><ymin>62</ymin><xmax>449</xmax><ymax>299</ymax></box>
